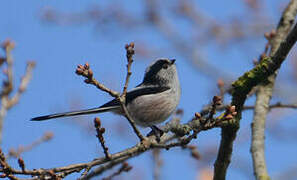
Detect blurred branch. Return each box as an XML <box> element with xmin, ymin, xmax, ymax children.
<box><xmin>102</xmin><ymin>162</ymin><xmax>132</xmax><ymax>180</ymax></box>
<box><xmin>0</xmin><ymin>40</ymin><xmax>35</xmax><ymax>144</ymax></box>
<box><xmin>80</xmin><ymin>156</ymin><xmax>129</xmax><ymax>180</ymax></box>
<box><xmin>214</xmin><ymin>18</ymin><xmax>297</xmax><ymax>180</ymax></box>
<box><xmin>94</xmin><ymin>118</ymin><xmax>111</xmax><ymax>160</ymax></box>
<box><xmin>185</xmin><ymin>145</ymin><xmax>201</xmax><ymax>160</ymax></box>
<box><xmin>275</xmin><ymin>165</ymin><xmax>297</xmax><ymax>180</ymax></box>
<box><xmin>152</xmin><ymin>149</ymin><xmax>162</xmax><ymax>180</ymax></box>
<box><xmin>40</xmin><ymin>0</ymin><xmax>273</xmax><ymax>85</ymax></box>
<box><xmin>251</xmin><ymin>1</ymin><xmax>297</xmax><ymax>180</ymax></box>
<box><xmin>145</xmin><ymin>0</ymin><xmax>234</xmax><ymax>82</ymax></box>
<box><xmin>8</xmin><ymin>61</ymin><xmax>36</xmax><ymax>109</ymax></box>
<box><xmin>7</xmin><ymin>132</ymin><xmax>53</xmax><ymax>159</ymax></box>
<box><xmin>0</xmin><ymin>149</ymin><xmax>18</xmax><ymax>180</ymax></box>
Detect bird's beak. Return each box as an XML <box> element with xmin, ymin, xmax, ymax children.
<box><xmin>170</xmin><ymin>59</ymin><xmax>176</xmax><ymax>65</ymax></box>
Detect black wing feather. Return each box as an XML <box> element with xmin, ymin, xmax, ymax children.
<box><xmin>100</xmin><ymin>85</ymin><xmax>170</xmax><ymax>108</ymax></box>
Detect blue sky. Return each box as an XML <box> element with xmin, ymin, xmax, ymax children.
<box><xmin>1</xmin><ymin>0</ymin><xmax>296</xmax><ymax>179</ymax></box>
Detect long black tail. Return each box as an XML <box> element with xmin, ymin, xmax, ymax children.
<box><xmin>31</xmin><ymin>106</ymin><xmax>117</xmax><ymax>121</ymax></box>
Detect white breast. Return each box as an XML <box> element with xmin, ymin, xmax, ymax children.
<box><xmin>127</xmin><ymin>87</ymin><xmax>180</xmax><ymax>127</ymax></box>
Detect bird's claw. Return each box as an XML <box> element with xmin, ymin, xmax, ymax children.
<box><xmin>147</xmin><ymin>125</ymin><xmax>164</xmax><ymax>142</ymax></box>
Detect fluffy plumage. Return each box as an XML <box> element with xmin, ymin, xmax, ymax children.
<box><xmin>31</xmin><ymin>58</ymin><xmax>181</xmax><ymax>128</ymax></box>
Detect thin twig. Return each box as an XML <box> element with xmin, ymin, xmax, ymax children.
<box><xmin>80</xmin><ymin>156</ymin><xmax>129</xmax><ymax>180</ymax></box>
<box><xmin>0</xmin><ymin>40</ymin><xmax>35</xmax><ymax>144</ymax></box>
<box><xmin>0</xmin><ymin>148</ymin><xmax>19</xmax><ymax>180</ymax></box>
<box><xmin>0</xmin><ymin>40</ymin><xmax>15</xmax><ymax>144</ymax></box>
<box><xmin>201</xmin><ymin>102</ymin><xmax>297</xmax><ymax>115</ymax></box>
<box><xmin>102</xmin><ymin>162</ymin><xmax>132</xmax><ymax>180</ymax></box>
<box><xmin>8</xmin><ymin>132</ymin><xmax>53</xmax><ymax>159</ymax></box>
<box><xmin>118</xmin><ymin>98</ymin><xmax>145</xmax><ymax>141</ymax></box>
<box><xmin>118</xmin><ymin>43</ymin><xmax>145</xmax><ymax>141</ymax></box>
<box><xmin>7</xmin><ymin>61</ymin><xmax>36</xmax><ymax>109</ymax></box>
<box><xmin>75</xmin><ymin>43</ymin><xmax>145</xmax><ymax>142</ymax></box>
<box><xmin>122</xmin><ymin>43</ymin><xmax>134</xmax><ymax>97</ymax></box>
<box><xmin>152</xmin><ymin>149</ymin><xmax>162</xmax><ymax>180</ymax></box>
<box><xmin>75</xmin><ymin>63</ymin><xmax>119</xmax><ymax>98</ymax></box>
<box><xmin>94</xmin><ymin>117</ymin><xmax>111</xmax><ymax>160</ymax></box>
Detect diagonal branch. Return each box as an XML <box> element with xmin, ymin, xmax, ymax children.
<box><xmin>251</xmin><ymin>1</ymin><xmax>297</xmax><ymax>180</ymax></box>
<box><xmin>213</xmin><ymin>19</ymin><xmax>297</xmax><ymax>180</ymax></box>
<box><xmin>118</xmin><ymin>42</ymin><xmax>145</xmax><ymax>142</ymax></box>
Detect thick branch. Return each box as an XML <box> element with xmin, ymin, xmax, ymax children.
<box><xmin>252</xmin><ymin>1</ymin><xmax>297</xmax><ymax>180</ymax></box>
<box><xmin>213</xmin><ymin>20</ymin><xmax>297</xmax><ymax>180</ymax></box>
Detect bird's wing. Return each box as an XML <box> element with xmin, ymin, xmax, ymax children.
<box><xmin>99</xmin><ymin>85</ymin><xmax>170</xmax><ymax>108</ymax></box>
<box><xmin>31</xmin><ymin>85</ymin><xmax>170</xmax><ymax>121</ymax></box>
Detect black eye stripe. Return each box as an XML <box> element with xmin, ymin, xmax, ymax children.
<box><xmin>152</xmin><ymin>60</ymin><xmax>170</xmax><ymax>68</ymax></box>
<box><xmin>162</xmin><ymin>63</ymin><xmax>168</xmax><ymax>69</ymax></box>
<box><xmin>143</xmin><ymin>59</ymin><xmax>172</xmax><ymax>84</ymax></box>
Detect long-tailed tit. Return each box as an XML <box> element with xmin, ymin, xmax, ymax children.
<box><xmin>32</xmin><ymin>58</ymin><xmax>181</xmax><ymax>136</ymax></box>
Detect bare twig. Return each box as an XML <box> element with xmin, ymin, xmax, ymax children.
<box><xmin>0</xmin><ymin>40</ymin><xmax>35</xmax><ymax>144</ymax></box>
<box><xmin>0</xmin><ymin>148</ymin><xmax>18</xmax><ymax>180</ymax></box>
<box><xmin>8</xmin><ymin>61</ymin><xmax>36</xmax><ymax>109</ymax></box>
<box><xmin>186</xmin><ymin>145</ymin><xmax>201</xmax><ymax>160</ymax></box>
<box><xmin>17</xmin><ymin>158</ymin><xmax>25</xmax><ymax>172</ymax></box>
<box><xmin>8</xmin><ymin>131</ymin><xmax>54</xmax><ymax>159</ymax></box>
<box><xmin>75</xmin><ymin>43</ymin><xmax>145</xmax><ymax>142</ymax></box>
<box><xmin>201</xmin><ymin>102</ymin><xmax>297</xmax><ymax>115</ymax></box>
<box><xmin>207</xmin><ymin>96</ymin><xmax>222</xmax><ymax>120</ymax></box>
<box><xmin>217</xmin><ymin>79</ymin><xmax>225</xmax><ymax>101</ymax></box>
<box><xmin>94</xmin><ymin>117</ymin><xmax>111</xmax><ymax>160</ymax></box>
<box><xmin>75</xmin><ymin>63</ymin><xmax>119</xmax><ymax>98</ymax></box>
<box><xmin>0</xmin><ymin>100</ymin><xmax>236</xmax><ymax>179</ymax></box>
<box><xmin>118</xmin><ymin>43</ymin><xmax>145</xmax><ymax>142</ymax></box>
<box><xmin>80</xmin><ymin>156</ymin><xmax>129</xmax><ymax>180</ymax></box>
<box><xmin>0</xmin><ymin>40</ymin><xmax>15</xmax><ymax>144</ymax></box>
<box><xmin>122</xmin><ymin>43</ymin><xmax>134</xmax><ymax>96</ymax></box>
<box><xmin>102</xmin><ymin>162</ymin><xmax>132</xmax><ymax>180</ymax></box>
<box><xmin>118</xmin><ymin>99</ymin><xmax>145</xmax><ymax>141</ymax></box>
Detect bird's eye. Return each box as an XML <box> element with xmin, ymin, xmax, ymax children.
<box><xmin>162</xmin><ymin>64</ymin><xmax>168</xmax><ymax>69</ymax></box>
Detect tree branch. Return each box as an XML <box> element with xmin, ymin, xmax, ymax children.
<box><xmin>118</xmin><ymin>43</ymin><xmax>145</xmax><ymax>142</ymax></box>
<box><xmin>76</xmin><ymin>43</ymin><xmax>145</xmax><ymax>142</ymax></box>
<box><xmin>200</xmin><ymin>102</ymin><xmax>297</xmax><ymax>115</ymax></box>
<box><xmin>213</xmin><ymin>14</ymin><xmax>297</xmax><ymax>180</ymax></box>
<box><xmin>251</xmin><ymin>1</ymin><xmax>297</xmax><ymax>180</ymax></box>
<box><xmin>0</xmin><ymin>95</ymin><xmax>236</xmax><ymax>179</ymax></box>
<box><xmin>0</xmin><ymin>40</ymin><xmax>35</xmax><ymax>144</ymax></box>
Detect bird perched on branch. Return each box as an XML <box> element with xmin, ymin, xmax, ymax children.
<box><xmin>32</xmin><ymin>58</ymin><xmax>181</xmax><ymax>139</ymax></box>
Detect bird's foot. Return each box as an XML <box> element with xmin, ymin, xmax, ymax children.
<box><xmin>147</xmin><ymin>125</ymin><xmax>164</xmax><ymax>142</ymax></box>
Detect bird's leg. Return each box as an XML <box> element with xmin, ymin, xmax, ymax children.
<box><xmin>147</xmin><ymin>125</ymin><xmax>164</xmax><ymax>142</ymax></box>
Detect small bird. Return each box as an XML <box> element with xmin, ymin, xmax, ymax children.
<box><xmin>31</xmin><ymin>58</ymin><xmax>181</xmax><ymax>137</ymax></box>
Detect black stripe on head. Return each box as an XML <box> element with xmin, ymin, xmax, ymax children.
<box><xmin>143</xmin><ymin>59</ymin><xmax>172</xmax><ymax>85</ymax></box>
